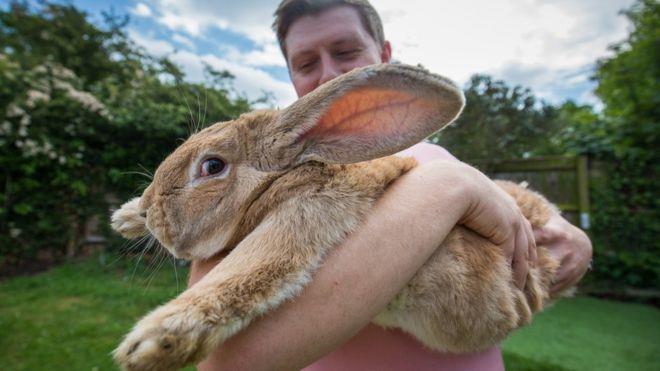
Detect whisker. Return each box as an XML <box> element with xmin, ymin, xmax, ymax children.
<box><xmin>122</xmin><ymin>170</ymin><xmax>154</xmax><ymax>180</ymax></box>
<box><xmin>171</xmin><ymin>255</ymin><xmax>180</xmax><ymax>293</ymax></box>
<box><xmin>105</xmin><ymin>241</ymin><xmax>131</xmax><ymax>269</ymax></box>
<box><xmin>201</xmin><ymin>88</ymin><xmax>208</xmax><ymax>133</ymax></box>
<box><xmin>144</xmin><ymin>247</ymin><xmax>168</xmax><ymax>292</ymax></box>
<box><xmin>137</xmin><ymin>164</ymin><xmax>154</xmax><ymax>178</ymax></box>
<box><xmin>130</xmin><ymin>180</ymin><xmax>151</xmax><ymax>198</ymax></box>
<box><xmin>131</xmin><ymin>236</ymin><xmax>155</xmax><ymax>283</ymax></box>
<box><xmin>178</xmin><ymin>85</ymin><xmax>196</xmax><ymax>137</ymax></box>
<box><xmin>196</xmin><ymin>88</ymin><xmax>202</xmax><ymax>134</ymax></box>
<box><xmin>106</xmin><ymin>234</ymin><xmax>150</xmax><ymax>268</ymax></box>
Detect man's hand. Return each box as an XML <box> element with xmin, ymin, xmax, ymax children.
<box><xmin>450</xmin><ymin>162</ymin><xmax>537</xmax><ymax>289</ymax></box>
<box><xmin>534</xmin><ymin>211</ymin><xmax>592</xmax><ymax>294</ymax></box>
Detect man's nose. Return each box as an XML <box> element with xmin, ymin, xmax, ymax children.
<box><xmin>318</xmin><ymin>55</ymin><xmax>342</xmax><ymax>86</ymax></box>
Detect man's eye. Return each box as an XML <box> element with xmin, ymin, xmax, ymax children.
<box><xmin>200</xmin><ymin>157</ymin><xmax>227</xmax><ymax>177</ymax></box>
<box><xmin>297</xmin><ymin>60</ymin><xmax>316</xmax><ymax>71</ymax></box>
<box><xmin>337</xmin><ymin>49</ymin><xmax>358</xmax><ymax>57</ymax></box>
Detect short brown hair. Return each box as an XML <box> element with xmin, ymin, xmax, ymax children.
<box><xmin>273</xmin><ymin>0</ymin><xmax>385</xmax><ymax>58</ymax></box>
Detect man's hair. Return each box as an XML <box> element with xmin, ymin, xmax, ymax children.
<box><xmin>273</xmin><ymin>0</ymin><xmax>385</xmax><ymax>58</ymax></box>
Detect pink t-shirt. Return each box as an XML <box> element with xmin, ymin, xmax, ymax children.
<box><xmin>304</xmin><ymin>324</ymin><xmax>504</xmax><ymax>371</ymax></box>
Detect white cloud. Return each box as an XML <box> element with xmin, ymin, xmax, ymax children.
<box><xmin>126</xmin><ymin>28</ymin><xmax>295</xmax><ymax>106</ymax></box>
<box><xmin>130</xmin><ymin>3</ymin><xmax>153</xmax><ymax>17</ymax></box>
<box><xmin>372</xmin><ymin>0</ymin><xmax>634</xmax><ymax>102</ymax></box>
<box><xmin>151</xmin><ymin>0</ymin><xmax>280</xmax><ymax>44</ymax></box>
<box><xmin>169</xmin><ymin>51</ymin><xmax>297</xmax><ymax>107</ymax></box>
<box><xmin>128</xmin><ymin>28</ymin><xmax>175</xmax><ymax>55</ymax></box>
<box><xmin>219</xmin><ymin>43</ymin><xmax>286</xmax><ymax>67</ymax></box>
<box><xmin>143</xmin><ymin>1</ymin><xmax>286</xmax><ymax>70</ymax></box>
<box><xmin>129</xmin><ymin>0</ymin><xmax>635</xmax><ymax>104</ymax></box>
<box><xmin>172</xmin><ymin>33</ymin><xmax>195</xmax><ymax>50</ymax></box>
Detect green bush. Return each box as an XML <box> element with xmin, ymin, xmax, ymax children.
<box><xmin>0</xmin><ymin>2</ymin><xmax>251</xmax><ymax>264</ymax></box>
<box><xmin>562</xmin><ymin>0</ymin><xmax>660</xmax><ymax>289</ymax></box>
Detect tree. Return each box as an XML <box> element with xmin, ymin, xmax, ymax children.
<box><xmin>0</xmin><ymin>1</ymin><xmax>251</xmax><ymax>264</ymax></box>
<box><xmin>430</xmin><ymin>74</ymin><xmax>561</xmax><ymax>161</ymax></box>
<box><xmin>558</xmin><ymin>0</ymin><xmax>660</xmax><ymax>288</ymax></box>
<box><xmin>595</xmin><ymin>0</ymin><xmax>659</xmax><ymax>147</ymax></box>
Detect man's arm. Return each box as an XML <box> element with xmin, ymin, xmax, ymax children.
<box><xmin>404</xmin><ymin>143</ymin><xmax>593</xmax><ymax>291</ymax></box>
<box><xmin>191</xmin><ymin>145</ymin><xmax>537</xmax><ymax>370</ymax></box>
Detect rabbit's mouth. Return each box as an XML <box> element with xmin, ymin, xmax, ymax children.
<box><xmin>150</xmin><ymin>232</ymin><xmax>190</xmax><ymax>260</ymax></box>
<box><xmin>146</xmin><ymin>219</ymin><xmax>234</xmax><ymax>261</ymax></box>
<box><xmin>144</xmin><ymin>216</ymin><xmax>180</xmax><ymax>256</ymax></box>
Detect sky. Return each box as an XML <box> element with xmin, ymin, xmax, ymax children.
<box><xmin>26</xmin><ymin>0</ymin><xmax>638</xmax><ymax>107</ymax></box>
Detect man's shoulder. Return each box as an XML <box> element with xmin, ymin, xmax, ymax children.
<box><xmin>396</xmin><ymin>142</ymin><xmax>458</xmax><ymax>164</ymax></box>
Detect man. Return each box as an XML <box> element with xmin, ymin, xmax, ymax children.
<box><xmin>190</xmin><ymin>1</ymin><xmax>592</xmax><ymax>369</ymax></box>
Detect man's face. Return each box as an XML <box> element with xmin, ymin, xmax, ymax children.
<box><xmin>284</xmin><ymin>5</ymin><xmax>391</xmax><ymax>97</ymax></box>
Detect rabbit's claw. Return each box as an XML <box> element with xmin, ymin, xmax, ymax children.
<box><xmin>114</xmin><ymin>304</ymin><xmax>209</xmax><ymax>371</ymax></box>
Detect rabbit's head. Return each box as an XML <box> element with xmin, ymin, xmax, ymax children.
<box><xmin>111</xmin><ymin>64</ymin><xmax>465</xmax><ymax>259</ymax></box>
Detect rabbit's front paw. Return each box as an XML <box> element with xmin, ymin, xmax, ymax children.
<box><xmin>114</xmin><ymin>305</ymin><xmax>210</xmax><ymax>371</ymax></box>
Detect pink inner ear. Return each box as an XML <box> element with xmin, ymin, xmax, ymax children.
<box><xmin>300</xmin><ymin>88</ymin><xmax>434</xmax><ymax>141</ymax></box>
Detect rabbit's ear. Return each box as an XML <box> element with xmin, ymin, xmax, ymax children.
<box><xmin>255</xmin><ymin>64</ymin><xmax>464</xmax><ymax>171</ymax></box>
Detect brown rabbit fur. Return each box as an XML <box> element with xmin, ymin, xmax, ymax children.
<box><xmin>111</xmin><ymin>64</ymin><xmax>569</xmax><ymax>371</ymax></box>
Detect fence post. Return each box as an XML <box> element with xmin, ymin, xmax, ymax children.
<box><xmin>576</xmin><ymin>155</ymin><xmax>591</xmax><ymax>230</ymax></box>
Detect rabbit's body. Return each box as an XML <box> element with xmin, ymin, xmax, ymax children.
<box><xmin>374</xmin><ymin>176</ymin><xmax>559</xmax><ymax>353</ymax></box>
<box><xmin>230</xmin><ymin>154</ymin><xmax>558</xmax><ymax>354</ymax></box>
<box><xmin>111</xmin><ymin>64</ymin><xmax>568</xmax><ymax>371</ymax></box>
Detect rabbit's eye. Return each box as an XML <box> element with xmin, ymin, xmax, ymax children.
<box><xmin>200</xmin><ymin>158</ymin><xmax>227</xmax><ymax>177</ymax></box>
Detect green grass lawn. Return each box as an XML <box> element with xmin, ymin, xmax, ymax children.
<box><xmin>0</xmin><ymin>257</ymin><xmax>658</xmax><ymax>371</ymax></box>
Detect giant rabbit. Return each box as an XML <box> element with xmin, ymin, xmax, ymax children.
<box><xmin>111</xmin><ymin>64</ymin><xmax>571</xmax><ymax>371</ymax></box>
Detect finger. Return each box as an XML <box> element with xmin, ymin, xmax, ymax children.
<box><xmin>551</xmin><ymin>275</ymin><xmax>572</xmax><ymax>295</ymax></box>
<box><xmin>512</xmin><ymin>225</ymin><xmax>529</xmax><ymax>289</ymax></box>
<box><xmin>499</xmin><ymin>225</ymin><xmax>515</xmax><ymax>265</ymax></box>
<box><xmin>525</xmin><ymin>219</ymin><xmax>537</xmax><ymax>266</ymax></box>
<box><xmin>550</xmin><ymin>262</ymin><xmax>572</xmax><ymax>294</ymax></box>
<box><xmin>533</xmin><ymin>227</ymin><xmax>547</xmax><ymax>244</ymax></box>
<box><xmin>503</xmin><ymin>238</ymin><xmax>514</xmax><ymax>266</ymax></box>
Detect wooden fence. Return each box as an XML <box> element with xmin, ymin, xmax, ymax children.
<box><xmin>471</xmin><ymin>156</ymin><xmax>591</xmax><ymax>230</ymax></box>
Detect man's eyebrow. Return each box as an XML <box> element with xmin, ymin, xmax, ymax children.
<box><xmin>289</xmin><ymin>36</ymin><xmax>364</xmax><ymax>64</ymax></box>
<box><xmin>330</xmin><ymin>36</ymin><xmax>363</xmax><ymax>47</ymax></box>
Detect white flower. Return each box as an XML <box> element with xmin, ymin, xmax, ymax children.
<box><xmin>9</xmin><ymin>228</ymin><xmax>22</xmax><ymax>238</ymax></box>
<box><xmin>24</xmin><ymin>139</ymin><xmax>37</xmax><ymax>148</ymax></box>
<box><xmin>19</xmin><ymin>114</ymin><xmax>30</xmax><ymax>127</ymax></box>
<box><xmin>6</xmin><ymin>104</ymin><xmax>25</xmax><ymax>118</ymax></box>
<box><xmin>26</xmin><ymin>89</ymin><xmax>50</xmax><ymax>108</ymax></box>
<box><xmin>52</xmin><ymin>66</ymin><xmax>76</xmax><ymax>80</ymax></box>
<box><xmin>0</xmin><ymin>121</ymin><xmax>11</xmax><ymax>135</ymax></box>
<box><xmin>55</xmin><ymin>81</ymin><xmax>109</xmax><ymax>118</ymax></box>
<box><xmin>21</xmin><ymin>139</ymin><xmax>39</xmax><ymax>156</ymax></box>
<box><xmin>58</xmin><ymin>156</ymin><xmax>66</xmax><ymax>165</ymax></box>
